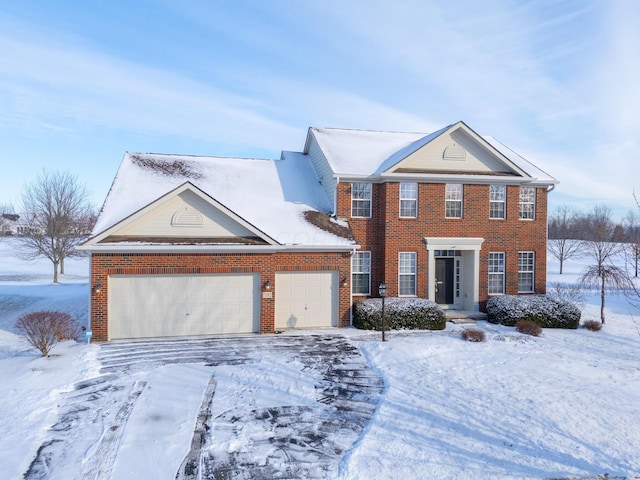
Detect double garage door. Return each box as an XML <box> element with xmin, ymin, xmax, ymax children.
<box><xmin>108</xmin><ymin>274</ymin><xmax>260</xmax><ymax>340</ymax></box>
<box><xmin>108</xmin><ymin>271</ymin><xmax>337</xmax><ymax>340</ymax></box>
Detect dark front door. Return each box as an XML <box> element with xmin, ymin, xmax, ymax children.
<box><xmin>435</xmin><ymin>258</ymin><xmax>454</xmax><ymax>304</ymax></box>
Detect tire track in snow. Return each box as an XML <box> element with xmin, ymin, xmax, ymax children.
<box><xmin>80</xmin><ymin>380</ymin><xmax>147</xmax><ymax>480</ymax></box>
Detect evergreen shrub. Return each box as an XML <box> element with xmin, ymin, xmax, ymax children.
<box><xmin>353</xmin><ymin>298</ymin><xmax>446</xmax><ymax>331</ymax></box>
<box><xmin>486</xmin><ymin>295</ymin><xmax>580</xmax><ymax>329</ymax></box>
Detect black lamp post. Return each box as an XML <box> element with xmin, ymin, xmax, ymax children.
<box><xmin>379</xmin><ymin>282</ymin><xmax>387</xmax><ymax>342</ymax></box>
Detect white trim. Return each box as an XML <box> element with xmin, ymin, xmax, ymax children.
<box><xmin>82</xmin><ymin>182</ymin><xmax>280</xmax><ymax>248</ymax></box>
<box><xmin>424</xmin><ymin>237</ymin><xmax>484</xmax><ymax>311</ymax></box>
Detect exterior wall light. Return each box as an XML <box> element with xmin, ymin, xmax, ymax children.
<box><xmin>264</xmin><ymin>279</ymin><xmax>271</xmax><ymax>290</ymax></box>
<box><xmin>341</xmin><ymin>277</ymin><xmax>348</xmax><ymax>287</ymax></box>
<box><xmin>94</xmin><ymin>284</ymin><xmax>102</xmax><ymax>293</ymax></box>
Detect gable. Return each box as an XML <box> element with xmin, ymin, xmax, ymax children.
<box><xmin>88</xmin><ymin>183</ymin><xmax>275</xmax><ymax>246</ymax></box>
<box><xmin>112</xmin><ymin>189</ymin><xmax>258</xmax><ymax>240</ymax></box>
<box><xmin>387</xmin><ymin>125</ymin><xmax>525</xmax><ymax>177</ymax></box>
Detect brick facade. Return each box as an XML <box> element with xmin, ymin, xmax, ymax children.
<box><xmin>340</xmin><ymin>181</ymin><xmax>548</xmax><ymax>308</ymax></box>
<box><xmin>90</xmin><ymin>251</ymin><xmax>352</xmax><ymax>342</ymax></box>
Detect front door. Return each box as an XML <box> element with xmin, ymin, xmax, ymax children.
<box><xmin>435</xmin><ymin>258</ymin><xmax>454</xmax><ymax>305</ymax></box>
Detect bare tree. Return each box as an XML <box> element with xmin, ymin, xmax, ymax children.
<box><xmin>17</xmin><ymin>170</ymin><xmax>95</xmax><ymax>283</ymax></box>
<box><xmin>548</xmin><ymin>205</ymin><xmax>582</xmax><ymax>274</ymax></box>
<box><xmin>623</xmin><ymin>208</ymin><xmax>640</xmax><ymax>277</ymax></box>
<box><xmin>579</xmin><ymin>205</ymin><xmax>633</xmax><ymax>323</ymax></box>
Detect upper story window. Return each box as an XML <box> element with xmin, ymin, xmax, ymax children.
<box><xmin>489</xmin><ymin>184</ymin><xmax>506</xmax><ymax>219</ymax></box>
<box><xmin>445</xmin><ymin>184</ymin><xmax>463</xmax><ymax>218</ymax></box>
<box><xmin>488</xmin><ymin>252</ymin><xmax>505</xmax><ymax>295</ymax></box>
<box><xmin>518</xmin><ymin>251</ymin><xmax>535</xmax><ymax>293</ymax></box>
<box><xmin>400</xmin><ymin>182</ymin><xmax>418</xmax><ymax>218</ymax></box>
<box><xmin>398</xmin><ymin>252</ymin><xmax>417</xmax><ymax>296</ymax></box>
<box><xmin>351</xmin><ymin>251</ymin><xmax>371</xmax><ymax>295</ymax></box>
<box><xmin>351</xmin><ymin>183</ymin><xmax>372</xmax><ymax>218</ymax></box>
<box><xmin>519</xmin><ymin>186</ymin><xmax>536</xmax><ymax>220</ymax></box>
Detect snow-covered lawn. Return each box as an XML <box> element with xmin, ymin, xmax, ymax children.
<box><xmin>1</xmin><ymin>237</ymin><xmax>639</xmax><ymax>479</ymax></box>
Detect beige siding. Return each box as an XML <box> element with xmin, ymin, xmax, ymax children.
<box><xmin>116</xmin><ymin>190</ymin><xmax>255</xmax><ymax>238</ymax></box>
<box><xmin>307</xmin><ymin>135</ymin><xmax>338</xmax><ymax>213</ymax></box>
<box><xmin>394</xmin><ymin>129</ymin><xmax>519</xmax><ymax>175</ymax></box>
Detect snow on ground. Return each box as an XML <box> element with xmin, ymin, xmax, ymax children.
<box><xmin>1</xmin><ymin>236</ymin><xmax>639</xmax><ymax>479</ymax></box>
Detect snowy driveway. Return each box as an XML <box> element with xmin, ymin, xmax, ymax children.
<box><xmin>24</xmin><ymin>334</ymin><xmax>384</xmax><ymax>480</ymax></box>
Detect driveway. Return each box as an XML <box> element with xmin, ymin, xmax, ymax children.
<box><xmin>24</xmin><ymin>334</ymin><xmax>384</xmax><ymax>479</ymax></box>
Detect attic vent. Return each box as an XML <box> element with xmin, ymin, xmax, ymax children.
<box><xmin>171</xmin><ymin>208</ymin><xmax>203</xmax><ymax>227</ymax></box>
<box><xmin>443</xmin><ymin>144</ymin><xmax>466</xmax><ymax>161</ymax></box>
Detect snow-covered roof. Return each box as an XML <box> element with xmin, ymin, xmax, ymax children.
<box><xmin>307</xmin><ymin>127</ymin><xmax>432</xmax><ymax>176</ymax></box>
<box><xmin>307</xmin><ymin>123</ymin><xmax>557</xmax><ymax>184</ymax></box>
<box><xmin>90</xmin><ymin>152</ymin><xmax>355</xmax><ymax>248</ymax></box>
<box><xmin>482</xmin><ymin>136</ymin><xmax>557</xmax><ymax>185</ymax></box>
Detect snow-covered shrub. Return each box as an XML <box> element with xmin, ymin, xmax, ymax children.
<box><xmin>353</xmin><ymin>298</ymin><xmax>446</xmax><ymax>331</ymax></box>
<box><xmin>461</xmin><ymin>327</ymin><xmax>486</xmax><ymax>342</ymax></box>
<box><xmin>486</xmin><ymin>295</ymin><xmax>580</xmax><ymax>329</ymax></box>
<box><xmin>14</xmin><ymin>311</ymin><xmax>79</xmax><ymax>356</ymax></box>
<box><xmin>582</xmin><ymin>319</ymin><xmax>602</xmax><ymax>331</ymax></box>
<box><xmin>515</xmin><ymin>320</ymin><xmax>542</xmax><ymax>337</ymax></box>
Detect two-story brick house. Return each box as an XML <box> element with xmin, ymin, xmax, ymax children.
<box><xmin>80</xmin><ymin>121</ymin><xmax>556</xmax><ymax>341</ymax></box>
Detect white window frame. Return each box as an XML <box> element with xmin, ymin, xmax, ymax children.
<box><xmin>519</xmin><ymin>186</ymin><xmax>536</xmax><ymax>220</ymax></box>
<box><xmin>351</xmin><ymin>251</ymin><xmax>371</xmax><ymax>295</ymax></box>
<box><xmin>400</xmin><ymin>182</ymin><xmax>418</xmax><ymax>218</ymax></box>
<box><xmin>490</xmin><ymin>184</ymin><xmax>506</xmax><ymax>219</ymax></box>
<box><xmin>351</xmin><ymin>183</ymin><xmax>372</xmax><ymax>218</ymax></box>
<box><xmin>398</xmin><ymin>252</ymin><xmax>417</xmax><ymax>296</ymax></box>
<box><xmin>518</xmin><ymin>251</ymin><xmax>535</xmax><ymax>293</ymax></box>
<box><xmin>445</xmin><ymin>184</ymin><xmax>463</xmax><ymax>218</ymax></box>
<box><xmin>488</xmin><ymin>252</ymin><xmax>505</xmax><ymax>295</ymax></box>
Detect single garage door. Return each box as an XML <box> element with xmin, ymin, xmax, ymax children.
<box><xmin>275</xmin><ymin>271</ymin><xmax>337</xmax><ymax>329</ymax></box>
<box><xmin>108</xmin><ymin>274</ymin><xmax>260</xmax><ymax>339</ymax></box>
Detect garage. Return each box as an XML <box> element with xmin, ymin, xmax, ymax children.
<box><xmin>108</xmin><ymin>274</ymin><xmax>260</xmax><ymax>339</ymax></box>
<box><xmin>275</xmin><ymin>271</ymin><xmax>338</xmax><ymax>329</ymax></box>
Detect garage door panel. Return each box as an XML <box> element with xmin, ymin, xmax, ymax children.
<box><xmin>275</xmin><ymin>271</ymin><xmax>337</xmax><ymax>329</ymax></box>
<box><xmin>109</xmin><ymin>274</ymin><xmax>259</xmax><ymax>339</ymax></box>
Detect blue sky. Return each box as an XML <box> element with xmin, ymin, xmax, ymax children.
<box><xmin>0</xmin><ymin>0</ymin><xmax>638</xmax><ymax>219</ymax></box>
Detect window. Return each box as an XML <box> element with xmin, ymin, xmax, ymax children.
<box><xmin>352</xmin><ymin>251</ymin><xmax>371</xmax><ymax>295</ymax></box>
<box><xmin>398</xmin><ymin>252</ymin><xmax>417</xmax><ymax>296</ymax></box>
<box><xmin>518</xmin><ymin>252</ymin><xmax>535</xmax><ymax>293</ymax></box>
<box><xmin>519</xmin><ymin>186</ymin><xmax>536</xmax><ymax>220</ymax></box>
<box><xmin>490</xmin><ymin>184</ymin><xmax>506</xmax><ymax>219</ymax></box>
<box><xmin>400</xmin><ymin>183</ymin><xmax>418</xmax><ymax>218</ymax></box>
<box><xmin>488</xmin><ymin>252</ymin><xmax>505</xmax><ymax>295</ymax></box>
<box><xmin>351</xmin><ymin>183</ymin><xmax>372</xmax><ymax>218</ymax></box>
<box><xmin>445</xmin><ymin>184</ymin><xmax>463</xmax><ymax>218</ymax></box>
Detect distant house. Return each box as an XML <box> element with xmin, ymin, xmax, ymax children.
<box><xmin>79</xmin><ymin>121</ymin><xmax>557</xmax><ymax>342</ymax></box>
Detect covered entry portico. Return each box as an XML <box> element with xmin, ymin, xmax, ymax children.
<box><xmin>424</xmin><ymin>237</ymin><xmax>484</xmax><ymax>311</ymax></box>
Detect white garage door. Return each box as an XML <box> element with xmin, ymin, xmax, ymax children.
<box><xmin>108</xmin><ymin>274</ymin><xmax>259</xmax><ymax>339</ymax></box>
<box><xmin>275</xmin><ymin>271</ymin><xmax>337</xmax><ymax>329</ymax></box>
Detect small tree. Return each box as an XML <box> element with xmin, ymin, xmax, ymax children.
<box><xmin>579</xmin><ymin>205</ymin><xmax>633</xmax><ymax>323</ymax></box>
<box><xmin>17</xmin><ymin>170</ymin><xmax>95</xmax><ymax>283</ymax></box>
<box><xmin>548</xmin><ymin>205</ymin><xmax>582</xmax><ymax>274</ymax></box>
<box><xmin>14</xmin><ymin>311</ymin><xmax>79</xmax><ymax>356</ymax></box>
<box><xmin>625</xmin><ymin>202</ymin><xmax>640</xmax><ymax>278</ymax></box>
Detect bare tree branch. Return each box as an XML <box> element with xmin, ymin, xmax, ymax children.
<box><xmin>16</xmin><ymin>170</ymin><xmax>95</xmax><ymax>283</ymax></box>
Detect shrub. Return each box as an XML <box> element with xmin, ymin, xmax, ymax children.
<box><xmin>461</xmin><ymin>328</ymin><xmax>486</xmax><ymax>342</ymax></box>
<box><xmin>486</xmin><ymin>295</ymin><xmax>580</xmax><ymax>329</ymax></box>
<box><xmin>14</xmin><ymin>311</ymin><xmax>79</xmax><ymax>356</ymax></box>
<box><xmin>582</xmin><ymin>319</ymin><xmax>603</xmax><ymax>331</ymax></box>
<box><xmin>353</xmin><ymin>298</ymin><xmax>446</xmax><ymax>331</ymax></box>
<box><xmin>515</xmin><ymin>319</ymin><xmax>542</xmax><ymax>337</ymax></box>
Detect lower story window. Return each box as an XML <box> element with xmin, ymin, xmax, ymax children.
<box><xmin>398</xmin><ymin>252</ymin><xmax>417</xmax><ymax>296</ymax></box>
<box><xmin>518</xmin><ymin>252</ymin><xmax>535</xmax><ymax>293</ymax></box>
<box><xmin>352</xmin><ymin>251</ymin><xmax>371</xmax><ymax>295</ymax></box>
<box><xmin>488</xmin><ymin>252</ymin><xmax>505</xmax><ymax>295</ymax></box>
